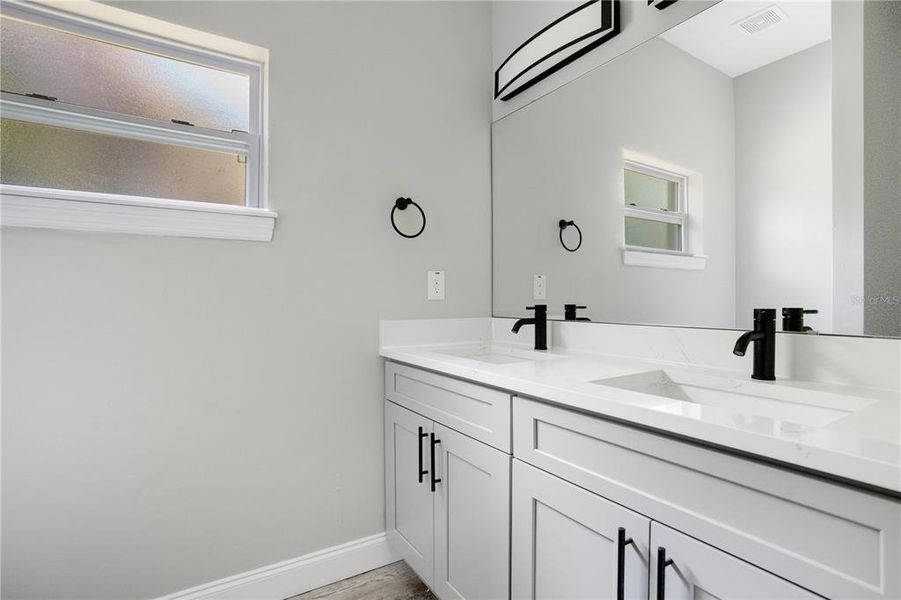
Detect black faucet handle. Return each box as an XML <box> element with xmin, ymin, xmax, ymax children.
<box><xmin>782</xmin><ymin>307</ymin><xmax>818</xmax><ymax>316</ymax></box>
<box><xmin>782</xmin><ymin>307</ymin><xmax>818</xmax><ymax>332</ymax></box>
<box><xmin>753</xmin><ymin>308</ymin><xmax>777</xmax><ymax>331</ymax></box>
<box><xmin>526</xmin><ymin>304</ymin><xmax>547</xmax><ymax>314</ymax></box>
<box><xmin>753</xmin><ymin>308</ymin><xmax>777</xmax><ymax>320</ymax></box>
<box><xmin>564</xmin><ymin>304</ymin><xmax>588</xmax><ymax>321</ymax></box>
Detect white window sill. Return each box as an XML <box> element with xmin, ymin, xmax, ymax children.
<box><xmin>623</xmin><ymin>248</ymin><xmax>707</xmax><ymax>270</ymax></box>
<box><xmin>0</xmin><ymin>185</ymin><xmax>276</xmax><ymax>241</ymax></box>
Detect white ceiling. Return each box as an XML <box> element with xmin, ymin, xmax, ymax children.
<box><xmin>660</xmin><ymin>0</ymin><xmax>832</xmax><ymax>78</ymax></box>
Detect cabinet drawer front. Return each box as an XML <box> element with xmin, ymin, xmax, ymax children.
<box><xmin>514</xmin><ymin>397</ymin><xmax>901</xmax><ymax>600</ymax></box>
<box><xmin>386</xmin><ymin>362</ymin><xmax>511</xmax><ymax>451</ymax></box>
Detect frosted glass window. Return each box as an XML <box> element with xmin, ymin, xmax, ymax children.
<box><xmin>0</xmin><ymin>17</ymin><xmax>250</xmax><ymax>132</ymax></box>
<box><xmin>624</xmin><ymin>169</ymin><xmax>678</xmax><ymax>211</ymax></box>
<box><xmin>0</xmin><ymin>119</ymin><xmax>246</xmax><ymax>205</ymax></box>
<box><xmin>624</xmin><ymin>216</ymin><xmax>683</xmax><ymax>252</ymax></box>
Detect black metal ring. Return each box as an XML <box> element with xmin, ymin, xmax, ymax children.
<box><xmin>391</xmin><ymin>197</ymin><xmax>426</xmax><ymax>239</ymax></box>
<box><xmin>559</xmin><ymin>219</ymin><xmax>582</xmax><ymax>252</ymax></box>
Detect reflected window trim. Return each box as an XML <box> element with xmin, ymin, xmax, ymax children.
<box><xmin>622</xmin><ymin>247</ymin><xmax>707</xmax><ymax>270</ymax></box>
<box><xmin>0</xmin><ymin>0</ymin><xmax>273</xmax><ymax>240</ymax></box>
<box><xmin>623</xmin><ymin>159</ymin><xmax>689</xmax><ymax>255</ymax></box>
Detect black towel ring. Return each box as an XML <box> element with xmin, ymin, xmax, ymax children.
<box><xmin>559</xmin><ymin>220</ymin><xmax>582</xmax><ymax>252</ymax></box>
<box><xmin>391</xmin><ymin>197</ymin><xmax>426</xmax><ymax>239</ymax></box>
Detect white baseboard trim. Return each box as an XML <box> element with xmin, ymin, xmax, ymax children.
<box><xmin>158</xmin><ymin>532</ymin><xmax>400</xmax><ymax>600</ymax></box>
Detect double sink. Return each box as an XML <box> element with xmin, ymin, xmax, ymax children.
<box><xmin>429</xmin><ymin>344</ymin><xmax>875</xmax><ymax>432</ymax></box>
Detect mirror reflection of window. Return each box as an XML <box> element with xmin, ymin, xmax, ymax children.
<box><xmin>623</xmin><ymin>161</ymin><xmax>688</xmax><ymax>255</ymax></box>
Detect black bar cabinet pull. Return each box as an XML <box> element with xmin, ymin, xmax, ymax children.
<box><xmin>429</xmin><ymin>432</ymin><xmax>442</xmax><ymax>492</ymax></box>
<box><xmin>656</xmin><ymin>546</ymin><xmax>674</xmax><ymax>600</ymax></box>
<box><xmin>417</xmin><ymin>426</ymin><xmax>428</xmax><ymax>483</ymax></box>
<box><xmin>616</xmin><ymin>527</ymin><xmax>635</xmax><ymax>600</ymax></box>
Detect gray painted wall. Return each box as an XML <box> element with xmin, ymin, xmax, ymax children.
<box><xmin>492</xmin><ymin>38</ymin><xmax>736</xmax><ymax>327</ymax></box>
<box><xmin>863</xmin><ymin>0</ymin><xmax>901</xmax><ymax>336</ymax></box>
<box><xmin>734</xmin><ymin>42</ymin><xmax>833</xmax><ymax>332</ymax></box>
<box><xmin>0</xmin><ymin>2</ymin><xmax>492</xmax><ymax>598</ymax></box>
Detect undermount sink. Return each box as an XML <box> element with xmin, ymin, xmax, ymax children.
<box><xmin>434</xmin><ymin>345</ymin><xmax>563</xmax><ymax>365</ymax></box>
<box><xmin>593</xmin><ymin>369</ymin><xmax>876</xmax><ymax>430</ymax></box>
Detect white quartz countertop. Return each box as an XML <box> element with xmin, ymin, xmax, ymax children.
<box><xmin>380</xmin><ymin>339</ymin><xmax>901</xmax><ymax>496</ymax></box>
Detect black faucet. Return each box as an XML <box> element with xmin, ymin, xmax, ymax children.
<box><xmin>782</xmin><ymin>307</ymin><xmax>818</xmax><ymax>332</ymax></box>
<box><xmin>564</xmin><ymin>304</ymin><xmax>590</xmax><ymax>321</ymax></box>
<box><xmin>733</xmin><ymin>308</ymin><xmax>776</xmax><ymax>381</ymax></box>
<box><xmin>512</xmin><ymin>305</ymin><xmax>547</xmax><ymax>350</ymax></box>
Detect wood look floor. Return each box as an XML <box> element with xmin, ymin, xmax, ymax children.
<box><xmin>286</xmin><ymin>561</ymin><xmax>435</xmax><ymax>600</ymax></box>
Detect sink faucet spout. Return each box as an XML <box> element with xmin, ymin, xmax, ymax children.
<box><xmin>511</xmin><ymin>318</ymin><xmax>535</xmax><ymax>334</ymax></box>
<box><xmin>733</xmin><ymin>308</ymin><xmax>777</xmax><ymax>380</ymax></box>
<box><xmin>733</xmin><ymin>330</ymin><xmax>765</xmax><ymax>356</ymax></box>
<box><xmin>511</xmin><ymin>305</ymin><xmax>547</xmax><ymax>350</ymax></box>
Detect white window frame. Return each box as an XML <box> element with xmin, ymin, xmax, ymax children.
<box><xmin>623</xmin><ymin>159</ymin><xmax>689</xmax><ymax>255</ymax></box>
<box><xmin>621</xmin><ymin>157</ymin><xmax>706</xmax><ymax>270</ymax></box>
<box><xmin>0</xmin><ymin>0</ymin><xmax>275</xmax><ymax>241</ymax></box>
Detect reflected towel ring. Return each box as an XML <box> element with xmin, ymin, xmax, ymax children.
<box><xmin>391</xmin><ymin>197</ymin><xmax>426</xmax><ymax>239</ymax></box>
<box><xmin>559</xmin><ymin>219</ymin><xmax>582</xmax><ymax>252</ymax></box>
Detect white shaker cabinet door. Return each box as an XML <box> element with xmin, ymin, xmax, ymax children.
<box><xmin>385</xmin><ymin>401</ymin><xmax>435</xmax><ymax>588</ymax></box>
<box><xmin>511</xmin><ymin>459</ymin><xmax>650</xmax><ymax>600</ymax></box>
<box><xmin>650</xmin><ymin>522</ymin><xmax>823</xmax><ymax>600</ymax></box>
<box><xmin>433</xmin><ymin>423</ymin><xmax>511</xmax><ymax>600</ymax></box>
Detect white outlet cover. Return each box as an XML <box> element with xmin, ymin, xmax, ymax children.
<box><xmin>428</xmin><ymin>270</ymin><xmax>445</xmax><ymax>301</ymax></box>
<box><xmin>533</xmin><ymin>274</ymin><xmax>546</xmax><ymax>300</ymax></box>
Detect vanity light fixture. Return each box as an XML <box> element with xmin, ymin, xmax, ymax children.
<box><xmin>648</xmin><ymin>0</ymin><xmax>679</xmax><ymax>10</ymax></box>
<box><xmin>494</xmin><ymin>0</ymin><xmax>621</xmax><ymax>101</ymax></box>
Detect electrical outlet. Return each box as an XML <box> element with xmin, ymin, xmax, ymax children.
<box><xmin>533</xmin><ymin>274</ymin><xmax>546</xmax><ymax>300</ymax></box>
<box><xmin>428</xmin><ymin>270</ymin><xmax>445</xmax><ymax>301</ymax></box>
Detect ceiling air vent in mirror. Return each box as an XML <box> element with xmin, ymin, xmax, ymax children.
<box><xmin>732</xmin><ymin>5</ymin><xmax>788</xmax><ymax>35</ymax></box>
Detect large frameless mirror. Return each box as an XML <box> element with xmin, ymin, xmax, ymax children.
<box><xmin>492</xmin><ymin>0</ymin><xmax>901</xmax><ymax>338</ymax></box>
